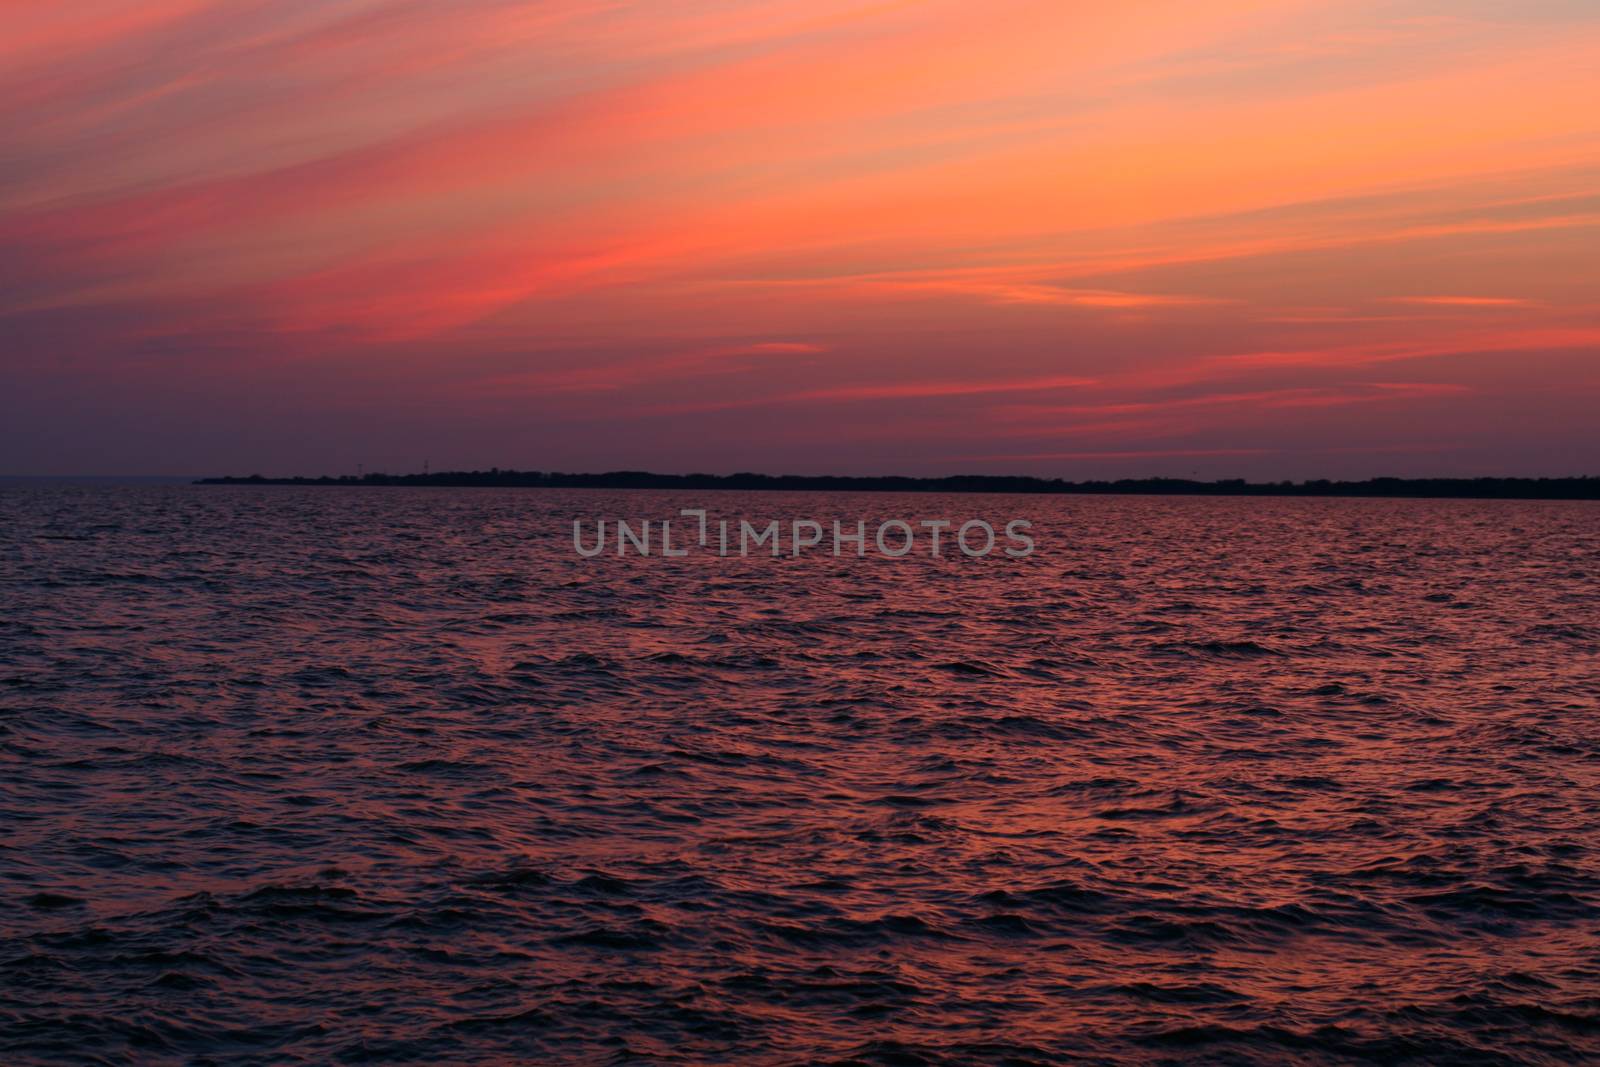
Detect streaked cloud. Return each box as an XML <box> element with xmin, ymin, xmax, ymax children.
<box><xmin>2</xmin><ymin>1</ymin><xmax>1598</xmax><ymax>475</ymax></box>
<box><xmin>1379</xmin><ymin>296</ymin><xmax>1541</xmax><ymax>308</ymax></box>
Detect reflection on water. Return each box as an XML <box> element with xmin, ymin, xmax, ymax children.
<box><xmin>2</xmin><ymin>487</ymin><xmax>1598</xmax><ymax>1064</ymax></box>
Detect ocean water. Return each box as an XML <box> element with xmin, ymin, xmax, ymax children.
<box><xmin>2</xmin><ymin>486</ymin><xmax>1598</xmax><ymax>1065</ymax></box>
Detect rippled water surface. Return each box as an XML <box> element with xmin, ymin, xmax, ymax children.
<box><xmin>3</xmin><ymin>487</ymin><xmax>1599</xmax><ymax>1065</ymax></box>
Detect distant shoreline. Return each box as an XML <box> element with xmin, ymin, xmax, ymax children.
<box><xmin>193</xmin><ymin>470</ymin><xmax>1600</xmax><ymax>499</ymax></box>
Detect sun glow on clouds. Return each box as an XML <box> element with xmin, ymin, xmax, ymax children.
<box><xmin>1</xmin><ymin>0</ymin><xmax>1598</xmax><ymax>476</ymax></box>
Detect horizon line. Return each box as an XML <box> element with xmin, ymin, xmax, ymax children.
<box><xmin>180</xmin><ymin>469</ymin><xmax>1600</xmax><ymax>501</ymax></box>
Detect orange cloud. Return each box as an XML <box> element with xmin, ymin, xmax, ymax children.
<box><xmin>2</xmin><ymin>1</ymin><xmax>1598</xmax><ymax>476</ymax></box>
<box><xmin>1380</xmin><ymin>296</ymin><xmax>1540</xmax><ymax>308</ymax></box>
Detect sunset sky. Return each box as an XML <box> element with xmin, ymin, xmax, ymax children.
<box><xmin>3</xmin><ymin>0</ymin><xmax>1598</xmax><ymax>478</ymax></box>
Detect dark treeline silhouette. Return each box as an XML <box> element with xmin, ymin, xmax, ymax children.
<box><xmin>196</xmin><ymin>470</ymin><xmax>1600</xmax><ymax>499</ymax></box>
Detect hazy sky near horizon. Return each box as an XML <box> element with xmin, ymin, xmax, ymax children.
<box><xmin>3</xmin><ymin>1</ymin><xmax>1598</xmax><ymax>477</ymax></box>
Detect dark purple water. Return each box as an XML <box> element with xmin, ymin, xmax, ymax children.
<box><xmin>3</xmin><ymin>487</ymin><xmax>1599</xmax><ymax>1065</ymax></box>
